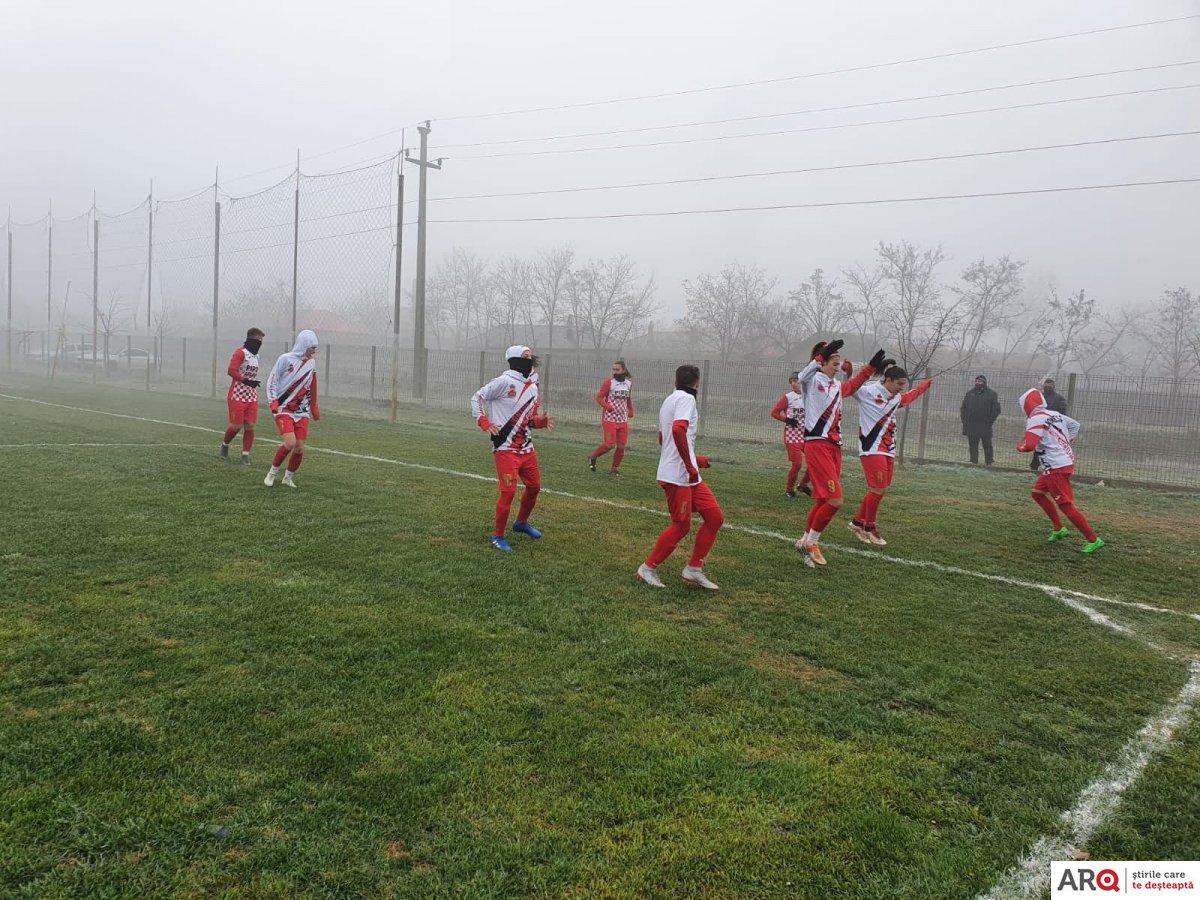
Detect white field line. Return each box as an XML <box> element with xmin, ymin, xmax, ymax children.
<box><xmin>977</xmin><ymin>658</ymin><xmax>1200</xmax><ymax>900</ymax></box>
<box><xmin>5</xmin><ymin>392</ymin><xmax>1198</xmax><ymax>633</ymax></box>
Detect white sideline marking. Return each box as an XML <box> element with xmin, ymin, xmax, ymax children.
<box><xmin>5</xmin><ymin>392</ymin><xmax>1197</xmax><ymax>632</ymax></box>
<box><xmin>977</xmin><ymin>659</ymin><xmax>1200</xmax><ymax>900</ymax></box>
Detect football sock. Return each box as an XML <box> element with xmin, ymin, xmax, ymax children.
<box><xmin>286</xmin><ymin>451</ymin><xmax>303</xmax><ymax>474</ymax></box>
<box><xmin>222</xmin><ymin>426</ymin><xmax>238</xmax><ymax>445</ymax></box>
<box><xmin>612</xmin><ymin>447</ymin><xmax>625</xmax><ymax>470</ymax></box>
<box><xmin>272</xmin><ymin>445</ymin><xmax>290</xmax><ymax>468</ymax></box>
<box><xmin>786</xmin><ymin>461</ymin><xmax>802</xmax><ymax>492</ymax></box>
<box><xmin>1059</xmin><ymin>502</ymin><xmax>1097</xmax><ymax>542</ymax></box>
<box><xmin>648</xmin><ymin>520</ymin><xmax>691</xmax><ymax>567</ymax></box>
<box><xmin>1032</xmin><ymin>492</ymin><xmax>1063</xmax><ymax>529</ymax></box>
<box><xmin>242</xmin><ymin>430</ymin><xmax>254</xmax><ymax>453</ymax></box>
<box><xmin>688</xmin><ymin>505</ymin><xmax>725</xmax><ymax>568</ymax></box>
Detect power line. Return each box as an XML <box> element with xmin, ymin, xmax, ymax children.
<box><xmin>425</xmin><ymin>177</ymin><xmax>1200</xmax><ymax>224</ymax></box>
<box><xmin>447</xmin><ymin>83</ymin><xmax>1200</xmax><ymax>160</ymax></box>
<box><xmin>434</xmin><ymin>60</ymin><xmax>1200</xmax><ymax>150</ymax></box>
<box><xmin>435</xmin><ymin>14</ymin><xmax>1200</xmax><ymax>122</ymax></box>
<box><xmin>427</xmin><ymin>130</ymin><xmax>1200</xmax><ymax>203</ymax></box>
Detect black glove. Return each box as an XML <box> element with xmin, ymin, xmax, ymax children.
<box><xmin>242</xmin><ymin>379</ymin><xmax>260</xmax><ymax>388</ymax></box>
<box><xmin>868</xmin><ymin>349</ymin><xmax>888</xmax><ymax>371</ymax></box>
<box><xmin>785</xmin><ymin>417</ymin><xmax>800</xmax><ymax>428</ymax></box>
<box><xmin>817</xmin><ymin>339</ymin><xmax>845</xmax><ymax>361</ymax></box>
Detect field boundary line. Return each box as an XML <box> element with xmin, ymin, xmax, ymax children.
<box><xmin>977</xmin><ymin>659</ymin><xmax>1200</xmax><ymax>900</ymax></box>
<box><xmin>6</xmin><ymin>392</ymin><xmax>1196</xmax><ymax>631</ymax></box>
<box><xmin>0</xmin><ymin>442</ymin><xmax>206</xmax><ymax>450</ymax></box>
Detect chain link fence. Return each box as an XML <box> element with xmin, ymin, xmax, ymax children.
<box><xmin>7</xmin><ymin>336</ymin><xmax>1198</xmax><ymax>489</ymax></box>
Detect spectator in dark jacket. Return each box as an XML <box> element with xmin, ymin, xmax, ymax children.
<box><xmin>1030</xmin><ymin>377</ymin><xmax>1070</xmax><ymax>470</ymax></box>
<box><xmin>961</xmin><ymin>375</ymin><xmax>1001</xmax><ymax>465</ymax></box>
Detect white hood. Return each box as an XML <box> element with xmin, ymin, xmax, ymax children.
<box><xmin>292</xmin><ymin>329</ymin><xmax>319</xmax><ymax>356</ymax></box>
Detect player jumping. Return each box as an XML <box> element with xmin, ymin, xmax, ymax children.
<box><xmin>264</xmin><ymin>329</ymin><xmax>320</xmax><ymax>488</ymax></box>
<box><xmin>220</xmin><ymin>327</ymin><xmax>265</xmax><ymax>466</ymax></box>
<box><xmin>1016</xmin><ymin>387</ymin><xmax>1104</xmax><ymax>553</ymax></box>
<box><xmin>636</xmin><ymin>364</ymin><xmax>724</xmax><ymax>591</ymax></box>
<box><xmin>472</xmin><ymin>346</ymin><xmax>555</xmax><ymax>552</ymax></box>
<box><xmin>770</xmin><ymin>371</ymin><xmax>811</xmax><ymax>498</ymax></box>
<box><xmin>589</xmin><ymin>359</ymin><xmax>634</xmax><ymax>475</ymax></box>
<box><xmin>848</xmin><ymin>365</ymin><xmax>932</xmax><ymax>545</ymax></box>
<box><xmin>794</xmin><ymin>340</ymin><xmax>887</xmax><ymax>567</ymax></box>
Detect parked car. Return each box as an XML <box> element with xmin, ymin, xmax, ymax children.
<box><xmin>112</xmin><ymin>347</ymin><xmax>156</xmax><ymax>370</ymax></box>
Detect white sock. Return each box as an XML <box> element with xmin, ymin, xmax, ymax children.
<box><xmin>268</xmin><ymin>465</ymin><xmax>279</xmax><ymax>475</ymax></box>
<box><xmin>806</xmin><ymin>529</ymin><xmax>822</xmax><ymax>543</ymax></box>
<box><xmin>283</xmin><ymin>470</ymin><xmax>294</xmax><ymax>480</ymax></box>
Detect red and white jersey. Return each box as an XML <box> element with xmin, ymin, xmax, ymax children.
<box><xmin>1019</xmin><ymin>389</ymin><xmax>1080</xmax><ymax>470</ymax></box>
<box><xmin>267</xmin><ymin>331</ymin><xmax>319</xmax><ymax>421</ymax></box>
<box><xmin>597</xmin><ymin>377</ymin><xmax>634</xmax><ymax>423</ymax></box>
<box><xmin>656</xmin><ymin>389</ymin><xmax>700</xmax><ymax>486</ymax></box>
<box><xmin>797</xmin><ymin>359</ymin><xmax>874</xmax><ymax>446</ymax></box>
<box><xmin>771</xmin><ymin>390</ymin><xmax>805</xmax><ymax>445</ymax></box>
<box><xmin>227</xmin><ymin>346</ymin><xmax>260</xmax><ymax>404</ymax></box>
<box><xmin>855</xmin><ymin>379</ymin><xmax>932</xmax><ymax>457</ymax></box>
<box><xmin>472</xmin><ymin>370</ymin><xmax>542</xmax><ymax>455</ymax></box>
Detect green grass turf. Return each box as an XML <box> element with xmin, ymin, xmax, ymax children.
<box><xmin>1</xmin><ymin>379</ymin><xmax>1198</xmax><ymax>898</ymax></box>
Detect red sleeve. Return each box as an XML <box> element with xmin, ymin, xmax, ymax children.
<box><xmin>840</xmin><ymin>364</ymin><xmax>875</xmax><ymax>397</ymax></box>
<box><xmin>227</xmin><ymin>348</ymin><xmax>244</xmax><ymax>380</ymax></box>
<box><xmin>478</xmin><ymin>415</ymin><xmax>493</xmax><ymax>432</ymax></box>
<box><xmin>771</xmin><ymin>394</ymin><xmax>788</xmax><ymax>422</ymax></box>
<box><xmin>595</xmin><ymin>379</ymin><xmax>613</xmax><ymax>411</ymax></box>
<box><xmin>1016</xmin><ymin>426</ymin><xmax>1044</xmax><ymax>452</ymax></box>
<box><xmin>309</xmin><ymin>373</ymin><xmax>320</xmax><ymax>421</ymax></box>
<box><xmin>627</xmin><ymin>388</ymin><xmax>634</xmax><ymax>418</ymax></box>
<box><xmin>671</xmin><ymin>419</ymin><xmax>696</xmax><ymax>475</ymax></box>
<box><xmin>898</xmin><ymin>379</ymin><xmax>932</xmax><ymax>408</ymax></box>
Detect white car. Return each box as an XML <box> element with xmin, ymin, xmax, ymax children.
<box><xmin>112</xmin><ymin>347</ymin><xmax>156</xmax><ymax>369</ymax></box>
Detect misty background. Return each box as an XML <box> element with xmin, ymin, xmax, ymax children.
<box><xmin>1</xmin><ymin>0</ymin><xmax>1197</xmax><ymax>377</ymax></box>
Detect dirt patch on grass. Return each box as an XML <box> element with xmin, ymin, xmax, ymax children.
<box><xmin>748</xmin><ymin>649</ymin><xmax>840</xmax><ymax>683</ymax></box>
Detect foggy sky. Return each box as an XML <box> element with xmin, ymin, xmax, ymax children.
<box><xmin>2</xmin><ymin>0</ymin><xmax>1197</xmax><ymax>322</ymax></box>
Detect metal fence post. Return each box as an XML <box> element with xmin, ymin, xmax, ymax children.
<box><xmin>210</xmin><ymin>192</ymin><xmax>221</xmax><ymax>398</ymax></box>
<box><xmin>699</xmin><ymin>359</ymin><xmax>710</xmax><ymax>437</ymax></box>
<box><xmin>324</xmin><ymin>342</ymin><xmax>331</xmax><ymax>395</ymax></box>
<box><xmin>915</xmin><ymin>368</ymin><xmax>932</xmax><ymax>463</ymax></box>
<box><xmin>1066</xmin><ymin>371</ymin><xmax>1078</xmax><ymax>411</ymax></box>
<box><xmin>182</xmin><ymin>337</ymin><xmax>187</xmax><ymax>381</ymax></box>
<box><xmin>478</xmin><ymin>349</ymin><xmax>486</xmax><ymax>389</ymax></box>
<box><xmin>127</xmin><ymin>334</ymin><xmax>132</xmax><ymax>371</ymax></box>
<box><xmin>369</xmin><ymin>345</ymin><xmax>377</xmax><ymax>402</ymax></box>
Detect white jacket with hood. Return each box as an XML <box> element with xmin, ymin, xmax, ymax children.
<box><xmin>267</xmin><ymin>330</ymin><xmax>321</xmax><ymax>421</ymax></box>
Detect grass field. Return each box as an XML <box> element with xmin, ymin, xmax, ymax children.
<box><xmin>1</xmin><ymin>377</ymin><xmax>1198</xmax><ymax>899</ymax></box>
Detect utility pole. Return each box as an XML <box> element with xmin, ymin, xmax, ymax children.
<box><xmin>5</xmin><ymin>210</ymin><xmax>11</xmax><ymax>371</ymax></box>
<box><xmin>390</xmin><ymin>147</ymin><xmax>406</xmax><ymax>422</ymax></box>
<box><xmin>211</xmin><ymin>172</ymin><xmax>221</xmax><ymax>397</ymax></box>
<box><xmin>146</xmin><ymin>181</ymin><xmax>154</xmax><ymax>390</ymax></box>
<box><xmin>92</xmin><ymin>211</ymin><xmax>99</xmax><ymax>384</ymax></box>
<box><xmin>46</xmin><ymin>204</ymin><xmax>52</xmax><ymax>375</ymax></box>
<box><xmin>405</xmin><ymin>122</ymin><xmax>442</xmax><ymax>401</ymax></box>
<box><xmin>291</xmin><ymin>149</ymin><xmax>300</xmax><ymax>339</ymax></box>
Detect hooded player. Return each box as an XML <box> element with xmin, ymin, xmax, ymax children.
<box><xmin>1016</xmin><ymin>387</ymin><xmax>1104</xmax><ymax>553</ymax></box>
<box><xmin>264</xmin><ymin>329</ymin><xmax>320</xmax><ymax>488</ymax></box>
<box><xmin>471</xmin><ymin>346</ymin><xmax>555</xmax><ymax>552</ymax></box>
<box><xmin>220</xmin><ymin>327</ymin><xmax>265</xmax><ymax>465</ymax></box>
<box><xmin>848</xmin><ymin>365</ymin><xmax>932</xmax><ymax>545</ymax></box>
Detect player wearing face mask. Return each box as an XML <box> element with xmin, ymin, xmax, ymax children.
<box><xmin>471</xmin><ymin>346</ymin><xmax>556</xmax><ymax>552</ymax></box>
<box><xmin>220</xmin><ymin>327</ymin><xmax>265</xmax><ymax>466</ymax></box>
<box><xmin>589</xmin><ymin>359</ymin><xmax>635</xmax><ymax>476</ymax></box>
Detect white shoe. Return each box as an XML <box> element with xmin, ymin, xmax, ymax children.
<box><xmin>867</xmin><ymin>529</ymin><xmax>888</xmax><ymax>546</ymax></box>
<box><xmin>681</xmin><ymin>566</ymin><xmax>719</xmax><ymax>591</ymax></box>
<box><xmin>848</xmin><ymin>521</ymin><xmax>873</xmax><ymax>544</ymax></box>
<box><xmin>264</xmin><ymin>470</ymin><xmax>276</xmax><ymax>487</ymax></box>
<box><xmin>282</xmin><ymin>475</ymin><xmax>297</xmax><ymax>489</ymax></box>
<box><xmin>794</xmin><ymin>539</ymin><xmax>816</xmax><ymax>569</ymax></box>
<box><xmin>636</xmin><ymin>564</ymin><xmax>665</xmax><ymax>588</ymax></box>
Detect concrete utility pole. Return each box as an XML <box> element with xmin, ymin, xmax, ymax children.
<box><xmin>291</xmin><ymin>149</ymin><xmax>300</xmax><ymax>339</ymax></box>
<box><xmin>390</xmin><ymin>150</ymin><xmax>405</xmax><ymax>422</ymax></box>
<box><xmin>404</xmin><ymin>122</ymin><xmax>442</xmax><ymax>401</ymax></box>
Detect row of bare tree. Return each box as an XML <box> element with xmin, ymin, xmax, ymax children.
<box><xmin>679</xmin><ymin>241</ymin><xmax>1198</xmax><ymax>377</ymax></box>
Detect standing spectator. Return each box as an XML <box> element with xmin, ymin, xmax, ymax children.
<box><xmin>960</xmin><ymin>375</ymin><xmax>1001</xmax><ymax>466</ymax></box>
<box><xmin>1032</xmin><ymin>377</ymin><xmax>1068</xmax><ymax>471</ymax></box>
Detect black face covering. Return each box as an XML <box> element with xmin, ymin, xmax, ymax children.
<box><xmin>679</xmin><ymin>385</ymin><xmax>698</xmax><ymax>397</ymax></box>
<box><xmin>244</xmin><ymin>338</ymin><xmax>263</xmax><ymax>355</ymax></box>
<box><xmin>509</xmin><ymin>357</ymin><xmax>534</xmax><ymax>377</ymax></box>
<box><xmin>613</xmin><ymin>372</ymin><xmax>627</xmax><ymax>382</ymax></box>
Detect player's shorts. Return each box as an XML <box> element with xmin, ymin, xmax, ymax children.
<box><xmin>603</xmin><ymin>421</ymin><xmax>629</xmax><ymax>445</ymax></box>
<box><xmin>494</xmin><ymin>450</ymin><xmax>541</xmax><ymax>493</ymax></box>
<box><xmin>228</xmin><ymin>399</ymin><xmax>258</xmax><ymax>425</ymax></box>
<box><xmin>658</xmin><ymin>480</ymin><xmax>722</xmax><ymax>523</ymax></box>
<box><xmin>1034</xmin><ymin>466</ymin><xmax>1075</xmax><ymax>505</ymax></box>
<box><xmin>804</xmin><ymin>440</ymin><xmax>843</xmax><ymax>499</ymax></box>
<box><xmin>275</xmin><ymin>414</ymin><xmax>310</xmax><ymax>441</ymax></box>
<box><xmin>785</xmin><ymin>442</ymin><xmax>805</xmax><ymax>465</ymax></box>
<box><xmin>860</xmin><ymin>454</ymin><xmax>895</xmax><ymax>489</ymax></box>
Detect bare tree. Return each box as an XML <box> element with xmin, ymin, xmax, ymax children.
<box><xmin>565</xmin><ymin>255</ymin><xmax>658</xmax><ymax>351</ymax></box>
<box><xmin>951</xmin><ymin>255</ymin><xmax>1025</xmax><ymax>367</ymax></box>
<box><xmin>996</xmin><ymin>298</ymin><xmax>1044</xmax><ymax>372</ymax></box>
<box><xmin>1037</xmin><ymin>287</ymin><xmax>1135</xmax><ymax>376</ymax></box>
<box><xmin>429</xmin><ymin>248</ymin><xmax>490</xmax><ymax>348</ymax></box>
<box><xmin>226</xmin><ymin>279</ymin><xmax>293</xmax><ymax>335</ymax></box>
<box><xmin>843</xmin><ymin>262</ymin><xmax>887</xmax><ymax>357</ymax></box>
<box><xmin>528</xmin><ymin>245</ymin><xmax>575</xmax><ymax>353</ymax></box>
<box><xmin>488</xmin><ymin>256</ymin><xmax>533</xmax><ymax>348</ymax></box>
<box><xmin>679</xmin><ymin>262</ymin><xmax>776</xmax><ymax>361</ymax></box>
<box><xmin>1145</xmin><ymin>287</ymin><xmax>1199</xmax><ymax>382</ymax></box>
<box><xmin>875</xmin><ymin>240</ymin><xmax>957</xmax><ymax>373</ymax></box>
<box><xmin>96</xmin><ymin>288</ymin><xmax>130</xmax><ymax>364</ymax></box>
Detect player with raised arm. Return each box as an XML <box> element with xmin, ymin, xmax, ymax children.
<box><xmin>1016</xmin><ymin>387</ymin><xmax>1104</xmax><ymax>553</ymax></box>
<box><xmin>636</xmin><ymin>364</ymin><xmax>724</xmax><ymax>591</ymax></box>
<box><xmin>848</xmin><ymin>365</ymin><xmax>932</xmax><ymax>545</ymax></box>
<box><xmin>793</xmin><ymin>340</ymin><xmax>887</xmax><ymax>567</ymax></box>
<box><xmin>219</xmin><ymin>327</ymin><xmax>265</xmax><ymax>466</ymax></box>
<box><xmin>472</xmin><ymin>346</ymin><xmax>555</xmax><ymax>553</ymax></box>
<box><xmin>263</xmin><ymin>330</ymin><xmax>320</xmax><ymax>489</ymax></box>
<box><xmin>770</xmin><ymin>371</ymin><xmax>810</xmax><ymax>499</ymax></box>
<box><xmin>589</xmin><ymin>359</ymin><xmax>634</xmax><ymax>476</ymax></box>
